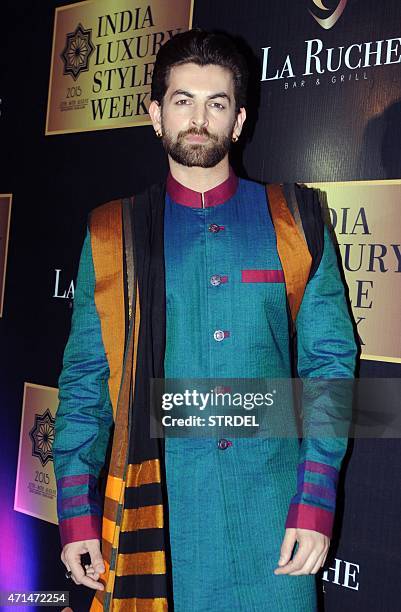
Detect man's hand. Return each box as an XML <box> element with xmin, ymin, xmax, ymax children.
<box><xmin>61</xmin><ymin>539</ymin><xmax>105</xmax><ymax>590</ymax></box>
<box><xmin>274</xmin><ymin>528</ymin><xmax>329</xmax><ymax>575</ymax></box>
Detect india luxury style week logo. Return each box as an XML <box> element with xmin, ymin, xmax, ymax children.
<box><xmin>14</xmin><ymin>383</ymin><xmax>59</xmax><ymax>524</ymax></box>
<box><xmin>61</xmin><ymin>22</ymin><xmax>95</xmax><ymax>80</ymax></box>
<box><xmin>29</xmin><ymin>409</ymin><xmax>55</xmax><ymax>467</ymax></box>
<box><xmin>46</xmin><ymin>0</ymin><xmax>193</xmax><ymax>135</ymax></box>
<box><xmin>261</xmin><ymin>0</ymin><xmax>401</xmax><ymax>90</ymax></box>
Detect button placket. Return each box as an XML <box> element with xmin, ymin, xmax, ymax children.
<box><xmin>207</xmin><ymin>215</ymin><xmax>230</xmax><ymax>357</ymax></box>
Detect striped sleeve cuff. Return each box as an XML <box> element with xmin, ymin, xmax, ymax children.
<box><xmin>59</xmin><ymin>514</ymin><xmax>102</xmax><ymax>547</ymax></box>
<box><xmin>285</xmin><ymin>503</ymin><xmax>334</xmax><ymax>537</ymax></box>
<box><xmin>285</xmin><ymin>460</ymin><xmax>339</xmax><ymax>538</ymax></box>
<box><xmin>57</xmin><ymin>474</ymin><xmax>102</xmax><ymax>546</ymax></box>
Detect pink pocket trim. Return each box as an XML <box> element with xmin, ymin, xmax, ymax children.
<box><xmin>241</xmin><ymin>269</ymin><xmax>285</xmax><ymax>283</ymax></box>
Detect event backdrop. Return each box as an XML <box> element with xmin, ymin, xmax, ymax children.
<box><xmin>1</xmin><ymin>0</ymin><xmax>400</xmax><ymax>610</ymax></box>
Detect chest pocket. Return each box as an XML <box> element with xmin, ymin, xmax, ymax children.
<box><xmin>237</xmin><ymin>265</ymin><xmax>288</xmax><ymax>325</ymax></box>
<box><xmin>241</xmin><ymin>269</ymin><xmax>285</xmax><ymax>283</ymax></box>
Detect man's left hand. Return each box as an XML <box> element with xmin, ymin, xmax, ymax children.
<box><xmin>274</xmin><ymin>527</ymin><xmax>329</xmax><ymax>575</ymax></box>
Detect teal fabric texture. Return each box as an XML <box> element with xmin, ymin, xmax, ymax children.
<box><xmin>53</xmin><ymin>174</ymin><xmax>357</xmax><ymax>611</ymax></box>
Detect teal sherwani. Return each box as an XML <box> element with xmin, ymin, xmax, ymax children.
<box><xmin>53</xmin><ymin>169</ymin><xmax>357</xmax><ymax>612</ymax></box>
<box><xmin>163</xmin><ymin>169</ymin><xmax>356</xmax><ymax>611</ymax></box>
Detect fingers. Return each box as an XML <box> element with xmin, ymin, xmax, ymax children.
<box><xmin>69</xmin><ymin>551</ymin><xmax>95</xmax><ymax>588</ymax></box>
<box><xmin>274</xmin><ymin>537</ymin><xmax>311</xmax><ymax>575</ymax></box>
<box><xmin>310</xmin><ymin>548</ymin><xmax>327</xmax><ymax>574</ymax></box>
<box><xmin>285</xmin><ymin>546</ymin><xmax>321</xmax><ymax>575</ymax></box>
<box><xmin>61</xmin><ymin>541</ymin><xmax>105</xmax><ymax>591</ymax></box>
<box><xmin>311</xmin><ymin>544</ymin><xmax>330</xmax><ymax>574</ymax></box>
<box><xmin>274</xmin><ymin>528</ymin><xmax>297</xmax><ymax>574</ymax></box>
<box><xmin>61</xmin><ymin>549</ymin><xmax>73</xmax><ymax>579</ymax></box>
<box><xmin>86</xmin><ymin>539</ymin><xmax>106</xmax><ymax>578</ymax></box>
<box><xmin>274</xmin><ymin>529</ymin><xmax>329</xmax><ymax>576</ymax></box>
<box><xmin>275</xmin><ymin>528</ymin><xmax>296</xmax><ymax>571</ymax></box>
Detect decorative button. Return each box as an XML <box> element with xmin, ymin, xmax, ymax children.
<box><xmin>208</xmin><ymin>223</ymin><xmax>220</xmax><ymax>233</ymax></box>
<box><xmin>210</xmin><ymin>274</ymin><xmax>222</xmax><ymax>286</ymax></box>
<box><xmin>213</xmin><ymin>330</ymin><xmax>225</xmax><ymax>341</ymax></box>
<box><xmin>218</xmin><ymin>438</ymin><xmax>232</xmax><ymax>450</ymax></box>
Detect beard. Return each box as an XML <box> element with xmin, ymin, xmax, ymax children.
<box><xmin>160</xmin><ymin>118</ymin><xmax>235</xmax><ymax>168</ymax></box>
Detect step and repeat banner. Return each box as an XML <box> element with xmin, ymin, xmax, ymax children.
<box><xmin>1</xmin><ymin>0</ymin><xmax>400</xmax><ymax>610</ymax></box>
<box><xmin>308</xmin><ymin>180</ymin><xmax>401</xmax><ymax>363</ymax></box>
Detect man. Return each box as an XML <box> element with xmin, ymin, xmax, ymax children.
<box><xmin>54</xmin><ymin>29</ymin><xmax>357</xmax><ymax>611</ymax></box>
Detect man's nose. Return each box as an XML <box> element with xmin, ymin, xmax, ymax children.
<box><xmin>190</xmin><ymin>105</ymin><xmax>208</xmax><ymax>129</ymax></box>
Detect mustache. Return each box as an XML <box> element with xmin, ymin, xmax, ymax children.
<box><xmin>177</xmin><ymin>127</ymin><xmax>218</xmax><ymax>142</ymax></box>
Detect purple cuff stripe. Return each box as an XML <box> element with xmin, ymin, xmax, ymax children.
<box><xmin>299</xmin><ymin>460</ymin><xmax>339</xmax><ymax>481</ymax></box>
<box><xmin>297</xmin><ymin>470</ymin><xmax>337</xmax><ymax>492</ymax></box>
<box><xmin>59</xmin><ymin>494</ymin><xmax>100</xmax><ymax>511</ymax></box>
<box><xmin>302</xmin><ymin>482</ymin><xmax>336</xmax><ymax>501</ymax></box>
<box><xmin>58</xmin><ymin>474</ymin><xmax>97</xmax><ymax>488</ymax></box>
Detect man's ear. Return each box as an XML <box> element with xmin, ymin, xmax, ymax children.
<box><xmin>148</xmin><ymin>100</ymin><xmax>162</xmax><ymax>134</ymax></box>
<box><xmin>233</xmin><ymin>107</ymin><xmax>247</xmax><ymax>140</ymax></box>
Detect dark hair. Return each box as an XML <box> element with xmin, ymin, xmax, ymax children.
<box><xmin>151</xmin><ymin>29</ymin><xmax>248</xmax><ymax>112</ymax></box>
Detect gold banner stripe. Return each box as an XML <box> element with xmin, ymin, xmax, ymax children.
<box><xmin>126</xmin><ymin>460</ymin><xmax>162</xmax><ymax>487</ymax></box>
<box><xmin>121</xmin><ymin>505</ymin><xmax>164</xmax><ymax>532</ymax></box>
<box><xmin>112</xmin><ymin>598</ymin><xmax>168</xmax><ymax>612</ymax></box>
<box><xmin>105</xmin><ymin>474</ymin><xmax>124</xmax><ymax>501</ymax></box>
<box><xmin>361</xmin><ymin>354</ymin><xmax>401</xmax><ymax>364</ymax></box>
<box><xmin>115</xmin><ymin>551</ymin><xmax>166</xmax><ymax>576</ymax></box>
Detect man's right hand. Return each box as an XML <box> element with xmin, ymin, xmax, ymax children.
<box><xmin>61</xmin><ymin>539</ymin><xmax>105</xmax><ymax>590</ymax></box>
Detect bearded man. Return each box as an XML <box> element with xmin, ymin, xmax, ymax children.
<box><xmin>54</xmin><ymin>29</ymin><xmax>357</xmax><ymax>611</ymax></box>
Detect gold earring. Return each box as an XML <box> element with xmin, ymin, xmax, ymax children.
<box><xmin>232</xmin><ymin>134</ymin><xmax>239</xmax><ymax>143</ymax></box>
<box><xmin>155</xmin><ymin>130</ymin><xmax>162</xmax><ymax>138</ymax></box>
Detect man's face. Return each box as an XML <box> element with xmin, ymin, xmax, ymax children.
<box><xmin>149</xmin><ymin>62</ymin><xmax>245</xmax><ymax>168</ymax></box>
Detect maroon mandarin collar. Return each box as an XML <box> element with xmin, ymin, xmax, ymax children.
<box><xmin>166</xmin><ymin>167</ymin><xmax>239</xmax><ymax>208</ymax></box>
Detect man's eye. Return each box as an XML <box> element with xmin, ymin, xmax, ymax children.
<box><xmin>210</xmin><ymin>102</ymin><xmax>225</xmax><ymax>110</ymax></box>
<box><xmin>176</xmin><ymin>99</ymin><xmax>190</xmax><ymax>105</ymax></box>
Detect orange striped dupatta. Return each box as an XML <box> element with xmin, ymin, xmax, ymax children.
<box><xmin>88</xmin><ymin>189</ymin><xmax>171</xmax><ymax>611</ymax></box>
